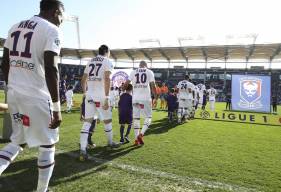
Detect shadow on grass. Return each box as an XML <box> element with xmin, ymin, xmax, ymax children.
<box><xmin>0</xmin><ymin>144</ymin><xmax>140</xmax><ymax>192</ymax></box>
<box><xmin>145</xmin><ymin>117</ymin><xmax>180</xmax><ymax>136</ymax></box>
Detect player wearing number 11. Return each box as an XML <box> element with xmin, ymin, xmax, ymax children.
<box><xmin>1</xmin><ymin>0</ymin><xmax>64</xmax><ymax>191</ymax></box>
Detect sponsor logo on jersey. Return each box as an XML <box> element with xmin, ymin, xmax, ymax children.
<box><xmin>238</xmin><ymin>77</ymin><xmax>262</xmax><ymax>109</ymax></box>
<box><xmin>10</xmin><ymin>59</ymin><xmax>35</xmax><ymax>71</ymax></box>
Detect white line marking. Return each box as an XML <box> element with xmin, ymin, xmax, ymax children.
<box><xmin>64</xmin><ymin>151</ymin><xmax>259</xmax><ymax>192</ymax></box>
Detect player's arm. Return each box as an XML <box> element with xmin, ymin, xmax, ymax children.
<box><xmin>1</xmin><ymin>47</ymin><xmax>10</xmax><ymax>84</ymax></box>
<box><xmin>44</xmin><ymin>51</ymin><xmax>61</xmax><ymax>128</ymax></box>
<box><xmin>103</xmin><ymin>71</ymin><xmax>111</xmax><ymax>110</ymax></box>
<box><xmin>81</xmin><ymin>73</ymin><xmax>88</xmax><ymax>96</ymax></box>
<box><xmin>150</xmin><ymin>81</ymin><xmax>156</xmax><ymax>96</ymax></box>
<box><xmin>149</xmin><ymin>71</ymin><xmax>156</xmax><ymax>97</ymax></box>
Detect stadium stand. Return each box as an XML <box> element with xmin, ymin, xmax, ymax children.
<box><xmin>1</xmin><ymin>37</ymin><xmax>281</xmax><ymax>102</ymax></box>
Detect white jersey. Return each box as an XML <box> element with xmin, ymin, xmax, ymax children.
<box><xmin>65</xmin><ymin>89</ymin><xmax>73</xmax><ymax>100</ymax></box>
<box><xmin>84</xmin><ymin>55</ymin><xmax>113</xmax><ymax>101</ymax></box>
<box><xmin>196</xmin><ymin>83</ymin><xmax>206</xmax><ymax>98</ymax></box>
<box><xmin>4</xmin><ymin>16</ymin><xmax>62</xmax><ymax>100</ymax></box>
<box><xmin>129</xmin><ymin>68</ymin><xmax>155</xmax><ymax>101</ymax></box>
<box><xmin>208</xmin><ymin>88</ymin><xmax>217</xmax><ymax>101</ymax></box>
<box><xmin>177</xmin><ymin>80</ymin><xmax>195</xmax><ymax>100</ymax></box>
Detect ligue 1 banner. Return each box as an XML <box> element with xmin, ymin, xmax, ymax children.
<box><xmin>195</xmin><ymin>110</ymin><xmax>281</xmax><ymax>126</ymax></box>
<box><xmin>231</xmin><ymin>75</ymin><xmax>271</xmax><ymax>113</ymax></box>
<box><xmin>111</xmin><ymin>69</ymin><xmax>133</xmax><ymax>87</ymax></box>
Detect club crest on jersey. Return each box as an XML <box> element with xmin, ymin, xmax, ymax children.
<box><xmin>238</xmin><ymin>77</ymin><xmax>263</xmax><ymax>109</ymax></box>
<box><xmin>54</xmin><ymin>38</ymin><xmax>60</xmax><ymax>47</ymax></box>
<box><xmin>112</xmin><ymin>71</ymin><xmax>129</xmax><ymax>87</ymax></box>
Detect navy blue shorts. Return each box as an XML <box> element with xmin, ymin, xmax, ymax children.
<box><xmin>119</xmin><ymin>112</ymin><xmax>132</xmax><ymax>125</ymax></box>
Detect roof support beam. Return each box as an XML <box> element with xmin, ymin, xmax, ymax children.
<box><xmin>140</xmin><ymin>49</ymin><xmax>152</xmax><ymax>62</ymax></box>
<box><xmin>201</xmin><ymin>47</ymin><xmax>208</xmax><ymax>61</ymax></box>
<box><xmin>76</xmin><ymin>49</ymin><xmax>81</xmax><ymax>59</ymax></box>
<box><xmin>158</xmin><ymin>49</ymin><xmax>170</xmax><ymax>62</ymax></box>
<box><xmin>178</xmin><ymin>48</ymin><xmax>189</xmax><ymax>66</ymax></box>
<box><xmin>110</xmin><ymin>51</ymin><xmax>117</xmax><ymax>61</ymax></box>
<box><xmin>124</xmin><ymin>50</ymin><xmax>134</xmax><ymax>61</ymax></box>
<box><xmin>92</xmin><ymin>50</ymin><xmax>97</xmax><ymax>57</ymax></box>
<box><xmin>246</xmin><ymin>45</ymin><xmax>255</xmax><ymax>62</ymax></box>
<box><xmin>270</xmin><ymin>44</ymin><xmax>281</xmax><ymax>61</ymax></box>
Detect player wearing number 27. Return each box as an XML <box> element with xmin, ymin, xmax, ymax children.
<box><xmin>0</xmin><ymin>0</ymin><xmax>64</xmax><ymax>191</ymax></box>
<box><xmin>79</xmin><ymin>45</ymin><xmax>120</xmax><ymax>161</ymax></box>
<box><xmin>125</xmin><ymin>61</ymin><xmax>156</xmax><ymax>146</ymax></box>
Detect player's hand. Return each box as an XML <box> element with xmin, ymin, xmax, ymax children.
<box><xmin>103</xmin><ymin>99</ymin><xmax>109</xmax><ymax>110</ymax></box>
<box><xmin>49</xmin><ymin>111</ymin><xmax>62</xmax><ymax>129</ymax></box>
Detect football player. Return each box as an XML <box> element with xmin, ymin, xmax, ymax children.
<box><xmin>0</xmin><ymin>0</ymin><xmax>64</xmax><ymax>191</ymax></box>
<box><xmin>196</xmin><ymin>82</ymin><xmax>206</xmax><ymax>109</ymax></box>
<box><xmin>125</xmin><ymin>61</ymin><xmax>156</xmax><ymax>146</ymax></box>
<box><xmin>79</xmin><ymin>45</ymin><xmax>119</xmax><ymax>161</ymax></box>
<box><xmin>208</xmin><ymin>85</ymin><xmax>217</xmax><ymax>111</ymax></box>
<box><xmin>176</xmin><ymin>75</ymin><xmax>195</xmax><ymax>123</ymax></box>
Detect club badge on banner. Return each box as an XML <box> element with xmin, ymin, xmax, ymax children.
<box><xmin>231</xmin><ymin>75</ymin><xmax>271</xmax><ymax>113</ymax></box>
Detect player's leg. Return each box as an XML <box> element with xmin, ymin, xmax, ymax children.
<box><xmin>133</xmin><ymin>103</ymin><xmax>141</xmax><ymax>145</ymax></box>
<box><xmin>123</xmin><ymin>111</ymin><xmax>132</xmax><ymax>143</ymax></box>
<box><xmin>99</xmin><ymin>106</ymin><xmax>118</xmax><ymax>147</ymax></box>
<box><xmin>124</xmin><ymin>123</ymin><xmax>132</xmax><ymax>143</ymax></box>
<box><xmin>137</xmin><ymin>101</ymin><xmax>152</xmax><ymax>145</ymax></box>
<box><xmin>19</xmin><ymin>95</ymin><xmax>59</xmax><ymax>191</ymax></box>
<box><xmin>0</xmin><ymin>90</ymin><xmax>26</xmax><ymax>175</ymax></box>
<box><xmin>210</xmin><ymin>101</ymin><xmax>215</xmax><ymax>111</ymax></box>
<box><xmin>37</xmin><ymin>144</ymin><xmax>55</xmax><ymax>192</ymax></box>
<box><xmin>80</xmin><ymin>98</ymin><xmax>95</xmax><ymax>159</ymax></box>
<box><xmin>177</xmin><ymin>99</ymin><xmax>184</xmax><ymax>123</ymax></box>
<box><xmin>120</xmin><ymin>124</ymin><xmax>125</xmax><ymax>143</ymax></box>
<box><xmin>87</xmin><ymin>119</ymin><xmax>97</xmax><ymax>148</ymax></box>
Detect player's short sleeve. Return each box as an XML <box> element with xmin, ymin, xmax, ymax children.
<box><xmin>44</xmin><ymin>27</ymin><xmax>62</xmax><ymax>55</ymax></box>
<box><xmin>176</xmin><ymin>82</ymin><xmax>181</xmax><ymax>89</ymax></box>
<box><xmin>148</xmin><ymin>70</ymin><xmax>155</xmax><ymax>83</ymax></box>
<box><xmin>4</xmin><ymin>27</ymin><xmax>14</xmax><ymax>49</ymax></box>
<box><xmin>104</xmin><ymin>59</ymin><xmax>114</xmax><ymax>73</ymax></box>
<box><xmin>129</xmin><ymin>70</ymin><xmax>135</xmax><ymax>81</ymax></box>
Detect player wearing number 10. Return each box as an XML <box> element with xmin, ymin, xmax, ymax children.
<box><xmin>125</xmin><ymin>61</ymin><xmax>156</xmax><ymax>146</ymax></box>
<box><xmin>0</xmin><ymin>0</ymin><xmax>64</xmax><ymax>191</ymax></box>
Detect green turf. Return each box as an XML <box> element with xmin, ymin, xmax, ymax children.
<box><xmin>0</xmin><ymin>93</ymin><xmax>281</xmax><ymax>192</ymax></box>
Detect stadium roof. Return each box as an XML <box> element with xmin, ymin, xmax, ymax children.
<box><xmin>1</xmin><ymin>37</ymin><xmax>281</xmax><ymax>62</ymax></box>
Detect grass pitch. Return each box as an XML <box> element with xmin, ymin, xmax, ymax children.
<box><xmin>0</xmin><ymin>93</ymin><xmax>281</xmax><ymax>192</ymax></box>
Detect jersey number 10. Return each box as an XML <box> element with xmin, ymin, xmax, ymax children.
<box><xmin>10</xmin><ymin>31</ymin><xmax>33</xmax><ymax>58</ymax></box>
<box><xmin>135</xmin><ymin>73</ymin><xmax>147</xmax><ymax>84</ymax></box>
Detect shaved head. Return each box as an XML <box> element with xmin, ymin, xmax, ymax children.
<box><xmin>139</xmin><ymin>60</ymin><xmax>147</xmax><ymax>68</ymax></box>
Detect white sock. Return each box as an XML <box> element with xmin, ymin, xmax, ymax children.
<box><xmin>133</xmin><ymin>119</ymin><xmax>140</xmax><ymax>139</ymax></box>
<box><xmin>80</xmin><ymin>122</ymin><xmax>91</xmax><ymax>151</ymax></box>
<box><xmin>141</xmin><ymin>118</ymin><xmax>151</xmax><ymax>135</ymax></box>
<box><xmin>37</xmin><ymin>147</ymin><xmax>55</xmax><ymax>192</ymax></box>
<box><xmin>0</xmin><ymin>143</ymin><xmax>22</xmax><ymax>175</ymax></box>
<box><xmin>177</xmin><ymin>109</ymin><xmax>182</xmax><ymax>122</ymax></box>
<box><xmin>104</xmin><ymin>123</ymin><xmax>113</xmax><ymax>145</ymax></box>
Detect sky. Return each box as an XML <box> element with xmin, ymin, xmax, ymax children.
<box><xmin>1</xmin><ymin>0</ymin><xmax>281</xmax><ymax>50</ymax></box>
